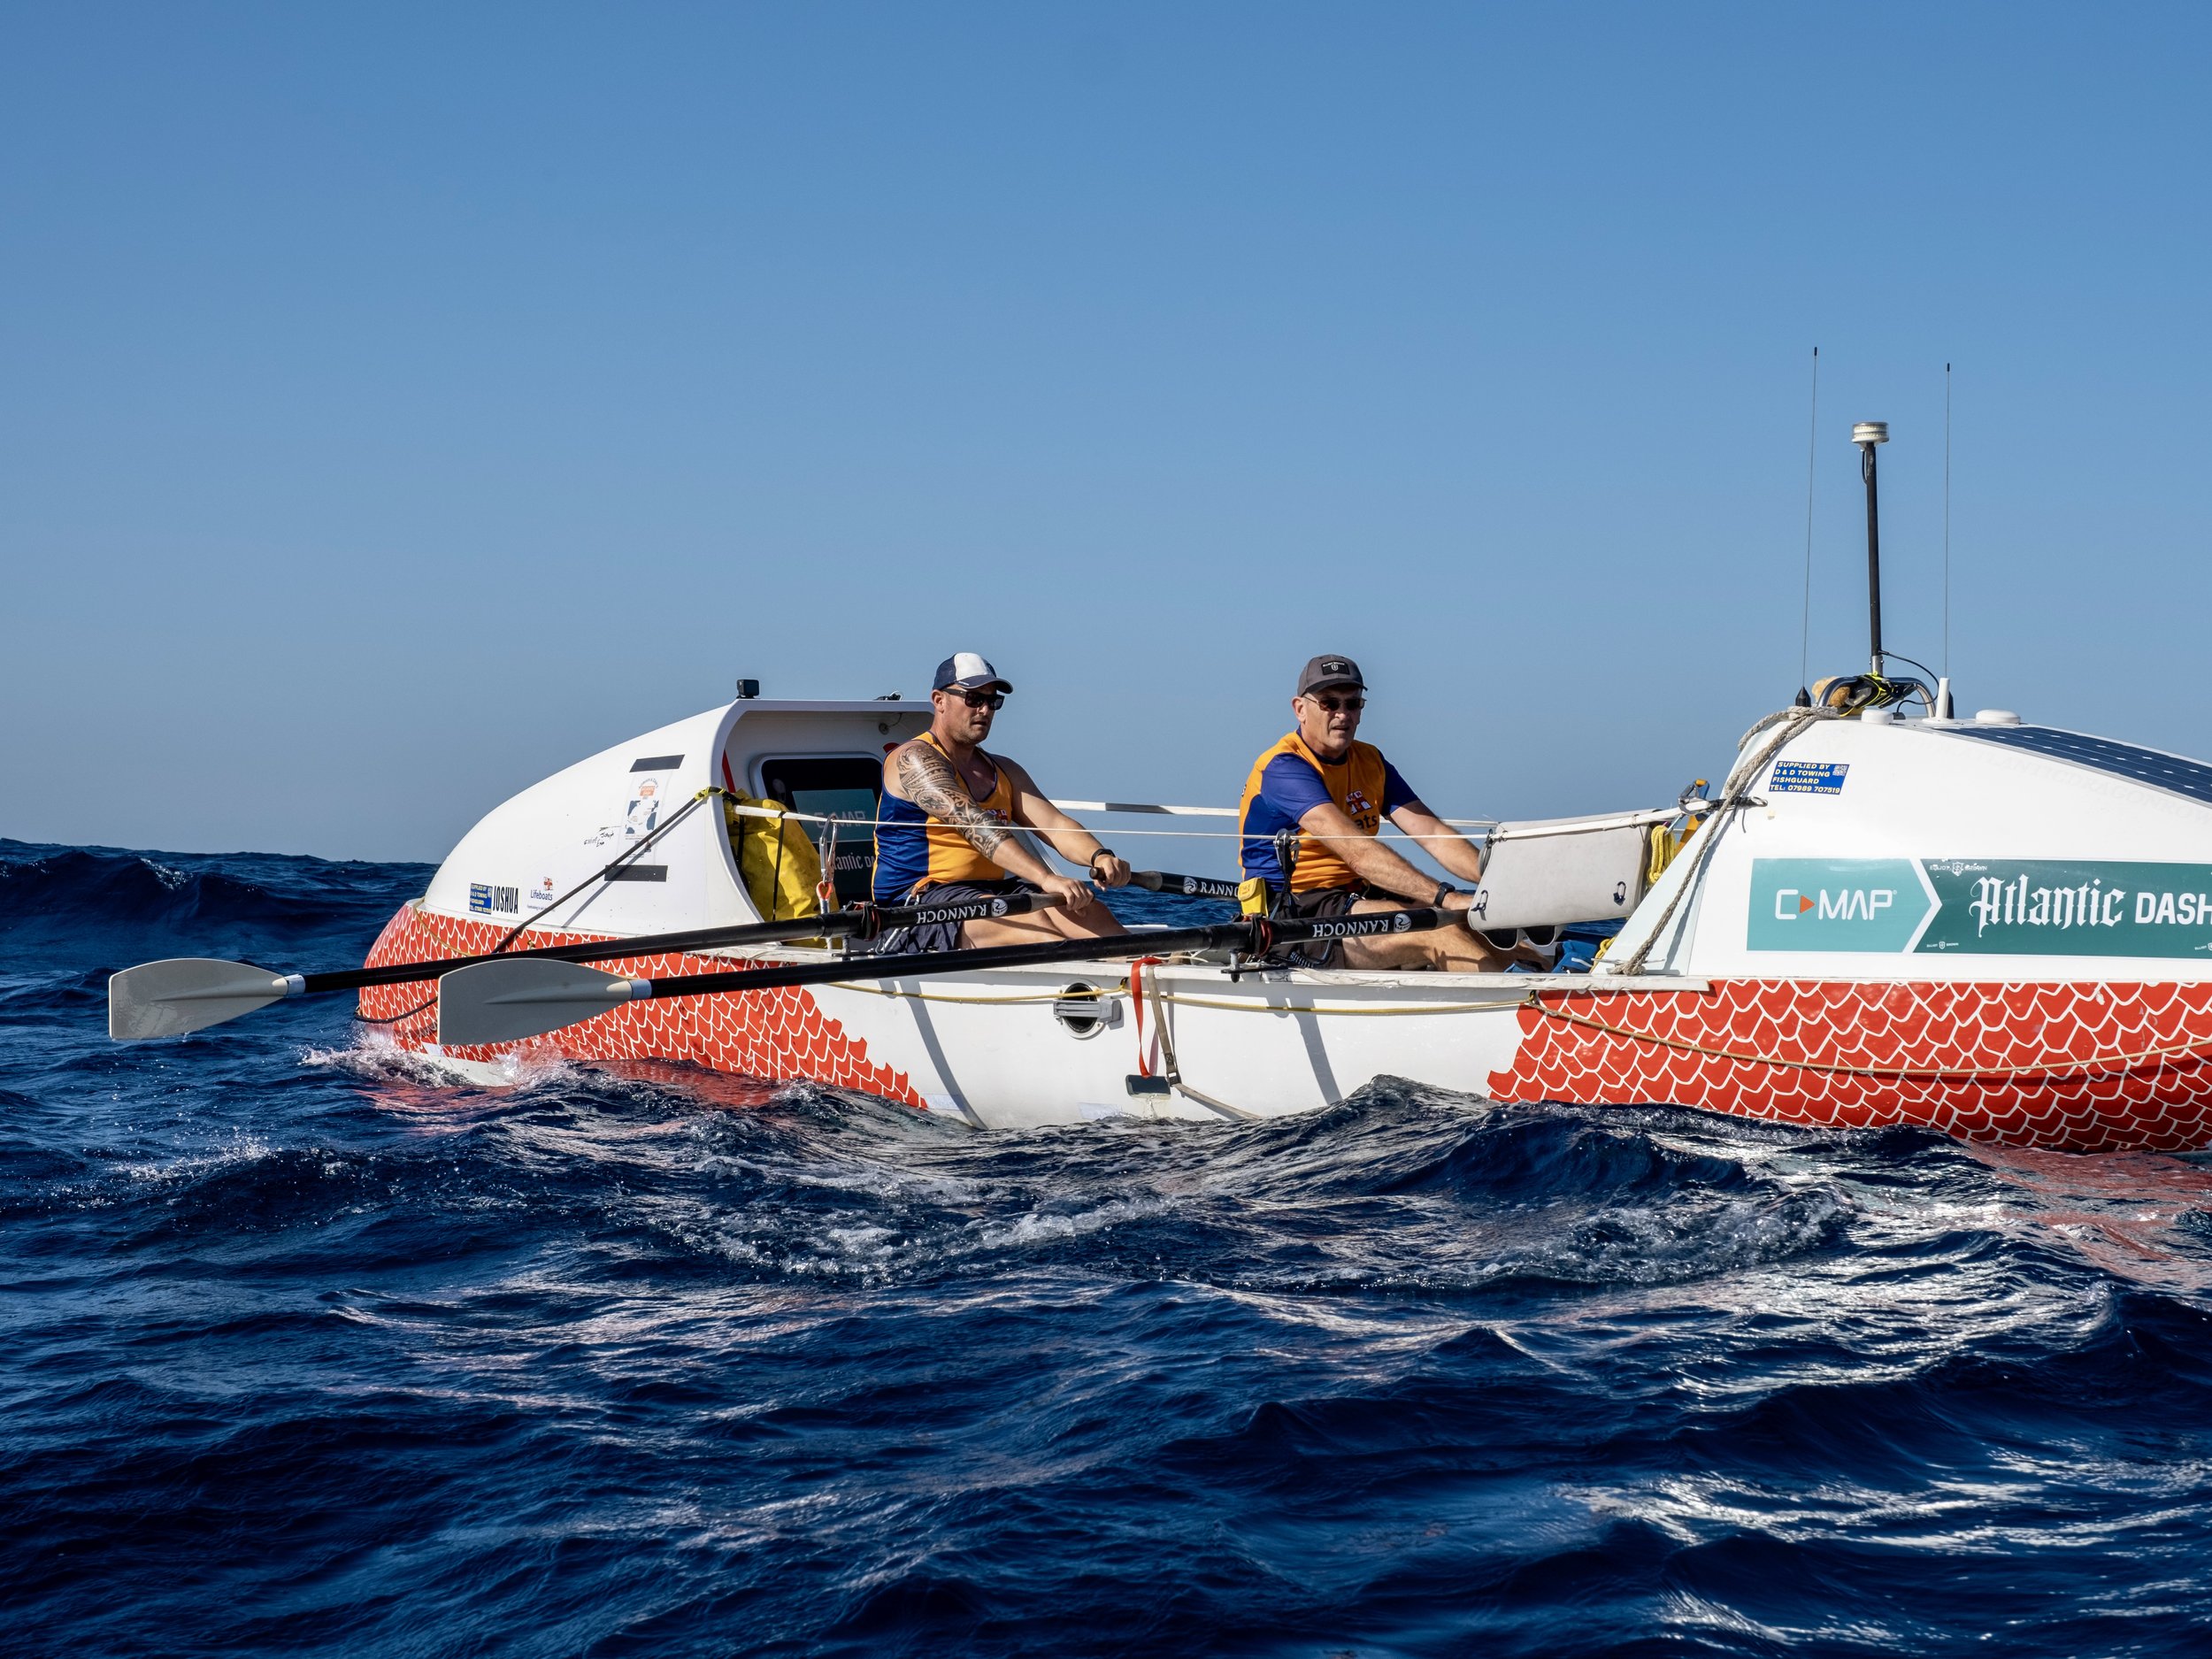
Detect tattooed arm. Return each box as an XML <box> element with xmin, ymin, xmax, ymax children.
<box><xmin>894</xmin><ymin>741</ymin><xmax>1061</xmax><ymax>887</ymax></box>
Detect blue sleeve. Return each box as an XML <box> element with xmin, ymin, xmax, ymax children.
<box><xmin>1259</xmin><ymin>751</ymin><xmax>1333</xmax><ymax>820</ymax></box>
<box><xmin>1380</xmin><ymin>757</ymin><xmax>1417</xmax><ymax>815</ymax></box>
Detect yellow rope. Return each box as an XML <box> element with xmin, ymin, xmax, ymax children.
<box><xmin>696</xmin><ymin>966</ymin><xmax>2212</xmax><ymax>1079</ymax></box>
<box><xmin>838</xmin><ymin>981</ymin><xmax>1609</xmax><ymax>1019</ymax></box>
<box><xmin>835</xmin><ymin>981</ymin><xmax>1124</xmax><ymax>1008</ymax></box>
<box><xmin>1150</xmin><ymin>991</ymin><xmax>1520</xmax><ymax>1017</ymax></box>
<box><xmin>1529</xmin><ymin>1001</ymin><xmax>2212</xmax><ymax>1081</ymax></box>
<box><xmin>834</xmin><ymin>979</ymin><xmax>1514</xmax><ymax>1018</ymax></box>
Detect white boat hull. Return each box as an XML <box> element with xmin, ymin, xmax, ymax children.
<box><xmin>362</xmin><ymin>695</ymin><xmax>2212</xmax><ymax>1152</ymax></box>
<box><xmin>359</xmin><ymin>903</ymin><xmax>2212</xmax><ymax>1149</ymax></box>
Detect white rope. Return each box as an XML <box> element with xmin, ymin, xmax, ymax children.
<box><xmin>1052</xmin><ymin>798</ymin><xmax>1491</xmax><ymax>831</ymax></box>
<box><xmin>726</xmin><ymin>800</ymin><xmax>1469</xmax><ymax>842</ymax></box>
<box><xmin>724</xmin><ymin>798</ymin><xmax>1694</xmax><ymax>845</ymax></box>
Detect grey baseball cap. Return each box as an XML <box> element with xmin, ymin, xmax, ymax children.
<box><xmin>1296</xmin><ymin>654</ymin><xmax>1365</xmax><ymax>696</ymax></box>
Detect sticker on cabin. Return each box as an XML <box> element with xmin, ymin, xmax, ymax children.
<box><xmin>1748</xmin><ymin>857</ymin><xmax>2212</xmax><ymax>957</ymax></box>
<box><xmin>468</xmin><ymin>883</ymin><xmax>519</xmax><ymax>916</ymax></box>
<box><xmin>624</xmin><ymin>777</ymin><xmax>663</xmax><ymax>840</ymax></box>
<box><xmin>1769</xmin><ymin>761</ymin><xmax>1849</xmax><ymax>795</ymax></box>
<box><xmin>1916</xmin><ymin>859</ymin><xmax>2212</xmax><ymax>957</ymax></box>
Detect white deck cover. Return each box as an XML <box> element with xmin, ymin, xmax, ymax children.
<box><xmin>421</xmin><ymin>700</ymin><xmax>938</xmax><ymax>939</ymax></box>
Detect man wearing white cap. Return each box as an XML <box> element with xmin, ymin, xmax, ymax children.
<box><xmin>871</xmin><ymin>654</ymin><xmax>1132</xmax><ymax>952</ymax></box>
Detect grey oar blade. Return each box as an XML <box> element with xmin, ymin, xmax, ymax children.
<box><xmin>435</xmin><ymin>958</ymin><xmax>641</xmax><ymax>1048</ymax></box>
<box><xmin>109</xmin><ymin>958</ymin><xmax>296</xmax><ymax>1041</ymax></box>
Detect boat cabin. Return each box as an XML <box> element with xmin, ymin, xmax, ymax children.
<box><xmin>420</xmin><ymin>698</ymin><xmax>932</xmax><ymax>939</ymax></box>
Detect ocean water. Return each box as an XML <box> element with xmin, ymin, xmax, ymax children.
<box><xmin>5</xmin><ymin>838</ymin><xmax>2212</xmax><ymax>1657</ymax></box>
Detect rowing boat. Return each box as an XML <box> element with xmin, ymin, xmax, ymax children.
<box><xmin>114</xmin><ymin>420</ymin><xmax>2212</xmax><ymax>1151</ymax></box>
<box><xmin>340</xmin><ymin>690</ymin><xmax>2212</xmax><ymax>1150</ymax></box>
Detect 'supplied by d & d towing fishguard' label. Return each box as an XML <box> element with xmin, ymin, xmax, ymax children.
<box><xmin>1747</xmin><ymin>858</ymin><xmax>2212</xmax><ymax>956</ymax></box>
<box><xmin>1769</xmin><ymin>761</ymin><xmax>1849</xmax><ymax>795</ymax></box>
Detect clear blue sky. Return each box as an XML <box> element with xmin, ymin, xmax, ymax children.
<box><xmin>4</xmin><ymin>4</ymin><xmax>2208</xmax><ymax>864</ymax></box>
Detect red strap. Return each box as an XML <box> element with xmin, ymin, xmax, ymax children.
<box><xmin>1130</xmin><ymin>956</ymin><xmax>1160</xmax><ymax>1079</ymax></box>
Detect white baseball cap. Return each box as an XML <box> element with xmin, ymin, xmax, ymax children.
<box><xmin>933</xmin><ymin>653</ymin><xmax>1013</xmax><ymax>694</ymax></box>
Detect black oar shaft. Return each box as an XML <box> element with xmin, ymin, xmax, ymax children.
<box><xmin>609</xmin><ymin>908</ymin><xmax>1450</xmax><ymax>1004</ymax></box>
<box><xmin>626</xmin><ymin>923</ymin><xmax>1247</xmax><ymax>1000</ymax></box>
<box><xmin>1131</xmin><ymin>870</ymin><xmax>1242</xmax><ymax>901</ymax></box>
<box><xmin>320</xmin><ymin>870</ymin><xmax>1234</xmax><ymax>997</ymax></box>
<box><xmin>312</xmin><ymin>891</ymin><xmax>1064</xmax><ymax>996</ymax></box>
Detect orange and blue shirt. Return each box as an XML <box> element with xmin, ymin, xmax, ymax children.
<box><xmin>872</xmin><ymin>733</ymin><xmax>1018</xmax><ymax>901</ymax></box>
<box><xmin>1238</xmin><ymin>732</ymin><xmax>1416</xmax><ymax>893</ymax></box>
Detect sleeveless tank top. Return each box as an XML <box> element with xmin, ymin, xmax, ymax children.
<box><xmin>872</xmin><ymin>732</ymin><xmax>1018</xmax><ymax>902</ymax></box>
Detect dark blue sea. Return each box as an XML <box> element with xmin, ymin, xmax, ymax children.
<box><xmin>6</xmin><ymin>837</ymin><xmax>2212</xmax><ymax>1656</ymax></box>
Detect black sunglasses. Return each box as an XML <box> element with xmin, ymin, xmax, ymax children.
<box><xmin>1307</xmin><ymin>694</ymin><xmax>1365</xmax><ymax>713</ymax></box>
<box><xmin>949</xmin><ymin>688</ymin><xmax>1006</xmax><ymax>710</ymax></box>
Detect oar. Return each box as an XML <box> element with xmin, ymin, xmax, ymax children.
<box><xmin>435</xmin><ymin>907</ymin><xmax>1454</xmax><ymax>1048</ymax></box>
<box><xmin>1129</xmin><ymin>870</ymin><xmax>1241</xmax><ymax>901</ymax></box>
<box><xmin>107</xmin><ymin>870</ymin><xmax>1228</xmax><ymax>1041</ymax></box>
<box><xmin>109</xmin><ymin>887</ymin><xmax>1069</xmax><ymax>1041</ymax></box>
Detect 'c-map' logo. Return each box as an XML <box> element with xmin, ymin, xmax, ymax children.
<box><xmin>1392</xmin><ymin>912</ymin><xmax>1412</xmax><ymax>932</ymax></box>
<box><xmin>1746</xmin><ymin>859</ymin><xmax>1937</xmax><ymax>953</ymax></box>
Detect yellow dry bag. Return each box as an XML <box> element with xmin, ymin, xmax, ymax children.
<box><xmin>726</xmin><ymin>794</ymin><xmax>822</xmax><ymax>922</ymax></box>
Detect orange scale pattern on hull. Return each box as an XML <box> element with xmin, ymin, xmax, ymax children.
<box><xmin>1488</xmin><ymin>979</ymin><xmax>2212</xmax><ymax>1153</ymax></box>
<box><xmin>355</xmin><ymin>904</ymin><xmax>926</xmax><ymax>1110</ymax></box>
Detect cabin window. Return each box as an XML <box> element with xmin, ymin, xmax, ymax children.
<box><xmin>756</xmin><ymin>756</ymin><xmax>883</xmax><ymax>905</ymax></box>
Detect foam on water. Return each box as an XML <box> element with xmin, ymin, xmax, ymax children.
<box><xmin>5</xmin><ymin>837</ymin><xmax>2212</xmax><ymax>1655</ymax></box>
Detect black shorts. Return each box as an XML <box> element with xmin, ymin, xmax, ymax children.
<box><xmin>1275</xmin><ymin>885</ymin><xmax>1367</xmax><ymax>969</ymax></box>
<box><xmin>868</xmin><ymin>877</ymin><xmax>1039</xmax><ymax>956</ymax></box>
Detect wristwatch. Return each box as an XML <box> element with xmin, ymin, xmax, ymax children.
<box><xmin>1089</xmin><ymin>849</ymin><xmax>1118</xmax><ymax>877</ymax></box>
<box><xmin>1431</xmin><ymin>882</ymin><xmax>1457</xmax><ymax>907</ymax></box>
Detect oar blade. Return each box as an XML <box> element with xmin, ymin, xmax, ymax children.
<box><xmin>108</xmin><ymin>958</ymin><xmax>292</xmax><ymax>1041</ymax></box>
<box><xmin>436</xmin><ymin>959</ymin><xmax>637</xmax><ymax>1048</ymax></box>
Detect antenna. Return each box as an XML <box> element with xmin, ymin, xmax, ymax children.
<box><xmin>1797</xmin><ymin>348</ymin><xmax>1819</xmax><ymax>703</ymax></box>
<box><xmin>1854</xmin><ymin>419</ymin><xmax>1889</xmax><ymax>676</ymax></box>
<box><xmin>1944</xmin><ymin>363</ymin><xmax>1952</xmax><ymax>678</ymax></box>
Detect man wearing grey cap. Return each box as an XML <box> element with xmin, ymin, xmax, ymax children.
<box><xmin>1235</xmin><ymin>655</ymin><xmax>1500</xmax><ymax>971</ymax></box>
<box><xmin>871</xmin><ymin>653</ymin><xmax>1132</xmax><ymax>953</ymax></box>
